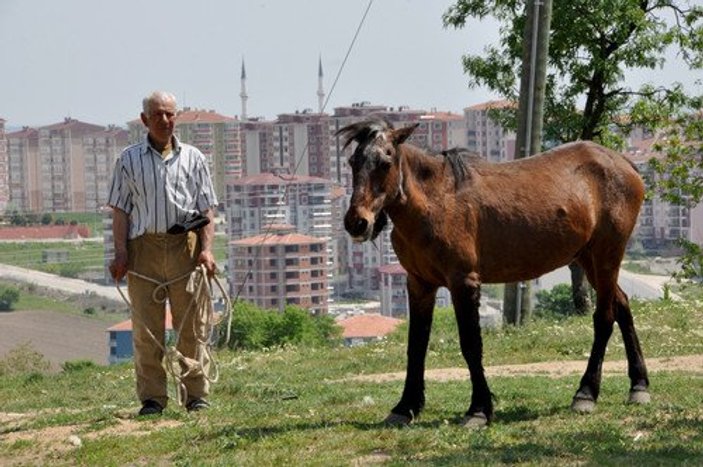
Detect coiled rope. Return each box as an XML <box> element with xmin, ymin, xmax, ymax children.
<box><xmin>115</xmin><ymin>265</ymin><xmax>232</xmax><ymax>407</ymax></box>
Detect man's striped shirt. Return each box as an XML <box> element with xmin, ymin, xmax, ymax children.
<box><xmin>107</xmin><ymin>137</ymin><xmax>218</xmax><ymax>239</ymax></box>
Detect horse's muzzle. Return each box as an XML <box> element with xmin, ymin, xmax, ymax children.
<box><xmin>344</xmin><ymin>209</ymin><xmax>373</xmax><ymax>242</ymax></box>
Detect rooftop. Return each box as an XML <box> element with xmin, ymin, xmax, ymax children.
<box><xmin>337</xmin><ymin>313</ymin><xmax>403</xmax><ymax>339</ymax></box>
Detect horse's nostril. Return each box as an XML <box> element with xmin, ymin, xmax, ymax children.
<box><xmin>345</xmin><ymin>217</ymin><xmax>368</xmax><ymax>236</ymax></box>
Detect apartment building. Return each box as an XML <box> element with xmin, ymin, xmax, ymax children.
<box><xmin>268</xmin><ymin>111</ymin><xmax>331</xmax><ymax>178</ymax></box>
<box><xmin>464</xmin><ymin>100</ymin><xmax>516</xmax><ymax>162</ymax></box>
<box><xmin>7</xmin><ymin>118</ymin><xmax>111</xmax><ymax>213</ymax></box>
<box><xmin>6</xmin><ymin>127</ymin><xmax>38</xmax><ymax>211</ymax></box>
<box><xmin>228</xmin><ymin>225</ymin><xmax>329</xmax><ymax>315</ymax></box>
<box><xmin>417</xmin><ymin>112</ymin><xmax>468</xmax><ymax>152</ymax></box>
<box><xmin>241</xmin><ymin>119</ymin><xmax>274</xmax><ymax>177</ymax></box>
<box><xmin>626</xmin><ymin>140</ymin><xmax>703</xmax><ymax>251</ymax></box>
<box><xmin>38</xmin><ymin>119</ymin><xmax>106</xmax><ymax>212</ymax></box>
<box><xmin>378</xmin><ymin>263</ymin><xmax>408</xmax><ymax>318</ymax></box>
<box><xmin>0</xmin><ymin>119</ymin><xmax>8</xmax><ymax>212</ymax></box>
<box><xmin>224</xmin><ymin>172</ymin><xmax>348</xmax><ymax>296</ymax></box>
<box><xmin>82</xmin><ymin>126</ymin><xmax>128</xmax><ymax>211</ymax></box>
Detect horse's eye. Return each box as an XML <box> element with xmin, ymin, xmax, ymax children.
<box><xmin>385</xmin><ymin>149</ymin><xmax>392</xmax><ymax>156</ymax></box>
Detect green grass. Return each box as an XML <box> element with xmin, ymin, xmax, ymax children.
<box><xmin>0</xmin><ymin>240</ymin><xmax>105</xmax><ymax>276</ymax></box>
<box><xmin>1</xmin><ymin>285</ymin><xmax>702</xmax><ymax>464</ymax></box>
<box><xmin>0</xmin><ymin>235</ymin><xmax>230</xmax><ymax>278</ymax></box>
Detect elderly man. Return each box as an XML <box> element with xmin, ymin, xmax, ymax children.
<box><xmin>107</xmin><ymin>91</ymin><xmax>218</xmax><ymax>416</ymax></box>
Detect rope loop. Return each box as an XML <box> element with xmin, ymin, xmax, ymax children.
<box><xmin>115</xmin><ymin>265</ymin><xmax>232</xmax><ymax>407</ymax></box>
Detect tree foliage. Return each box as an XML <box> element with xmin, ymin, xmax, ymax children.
<box><xmin>226</xmin><ymin>301</ymin><xmax>342</xmax><ymax>351</ymax></box>
<box><xmin>444</xmin><ymin>0</ymin><xmax>703</xmax><ymax>145</ymax></box>
<box><xmin>444</xmin><ymin>0</ymin><xmax>703</xmax><ymax>279</ymax></box>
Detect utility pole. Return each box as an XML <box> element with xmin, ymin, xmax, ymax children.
<box><xmin>503</xmin><ymin>0</ymin><xmax>553</xmax><ymax>325</ymax></box>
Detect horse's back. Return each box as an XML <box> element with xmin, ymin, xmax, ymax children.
<box><xmin>467</xmin><ymin>141</ymin><xmax>644</xmax><ymax>283</ymax></box>
<box><xmin>472</xmin><ymin>141</ymin><xmax>644</xmax><ymax>208</ymax></box>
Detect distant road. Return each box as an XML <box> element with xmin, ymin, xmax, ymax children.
<box><xmin>0</xmin><ymin>263</ymin><xmax>122</xmax><ymax>302</ymax></box>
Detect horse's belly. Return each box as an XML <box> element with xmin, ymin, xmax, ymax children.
<box><xmin>480</xmin><ymin>257</ymin><xmax>573</xmax><ymax>284</ymax></box>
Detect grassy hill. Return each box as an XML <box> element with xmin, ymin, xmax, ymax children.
<box><xmin>1</xmin><ymin>288</ymin><xmax>702</xmax><ymax>465</ymax></box>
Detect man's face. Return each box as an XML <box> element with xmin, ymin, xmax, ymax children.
<box><xmin>141</xmin><ymin>98</ymin><xmax>176</xmax><ymax>147</ymax></box>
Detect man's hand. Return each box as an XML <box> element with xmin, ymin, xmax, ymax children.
<box><xmin>197</xmin><ymin>250</ymin><xmax>217</xmax><ymax>277</ymax></box>
<box><xmin>110</xmin><ymin>250</ymin><xmax>128</xmax><ymax>282</ymax></box>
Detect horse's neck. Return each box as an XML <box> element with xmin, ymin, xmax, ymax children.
<box><xmin>387</xmin><ymin>146</ymin><xmax>445</xmax><ymax>224</ymax></box>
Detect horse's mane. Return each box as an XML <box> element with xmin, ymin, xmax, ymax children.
<box><xmin>336</xmin><ymin>116</ymin><xmax>391</xmax><ymax>149</ymax></box>
<box><xmin>336</xmin><ymin>118</ymin><xmax>481</xmax><ymax>190</ymax></box>
<box><xmin>440</xmin><ymin>147</ymin><xmax>482</xmax><ymax>189</ymax></box>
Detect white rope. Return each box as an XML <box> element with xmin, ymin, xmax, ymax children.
<box><xmin>115</xmin><ymin>265</ymin><xmax>232</xmax><ymax>407</ymax></box>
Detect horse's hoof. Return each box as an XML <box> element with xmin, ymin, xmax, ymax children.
<box><xmin>628</xmin><ymin>389</ymin><xmax>651</xmax><ymax>405</ymax></box>
<box><xmin>571</xmin><ymin>392</ymin><xmax>597</xmax><ymax>413</ymax></box>
<box><xmin>461</xmin><ymin>412</ymin><xmax>488</xmax><ymax>429</ymax></box>
<box><xmin>571</xmin><ymin>398</ymin><xmax>596</xmax><ymax>413</ymax></box>
<box><xmin>384</xmin><ymin>412</ymin><xmax>412</xmax><ymax>427</ymax></box>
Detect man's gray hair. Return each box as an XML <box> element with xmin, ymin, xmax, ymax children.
<box><xmin>142</xmin><ymin>91</ymin><xmax>177</xmax><ymax>114</ymax></box>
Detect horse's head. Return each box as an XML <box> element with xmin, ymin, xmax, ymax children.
<box><xmin>336</xmin><ymin>117</ymin><xmax>418</xmax><ymax>242</ymax></box>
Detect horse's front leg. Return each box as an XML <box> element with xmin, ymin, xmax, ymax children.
<box><xmin>451</xmin><ymin>273</ymin><xmax>492</xmax><ymax>427</ymax></box>
<box><xmin>386</xmin><ymin>274</ymin><xmax>437</xmax><ymax>426</ymax></box>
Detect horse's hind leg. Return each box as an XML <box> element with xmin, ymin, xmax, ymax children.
<box><xmin>614</xmin><ymin>285</ymin><xmax>650</xmax><ymax>404</ymax></box>
<box><xmin>571</xmin><ymin>256</ymin><xmax>617</xmax><ymax>413</ymax></box>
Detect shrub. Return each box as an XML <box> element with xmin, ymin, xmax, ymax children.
<box><xmin>0</xmin><ymin>285</ymin><xmax>20</xmax><ymax>311</ymax></box>
<box><xmin>41</xmin><ymin>213</ymin><xmax>53</xmax><ymax>225</ymax></box>
<box><xmin>62</xmin><ymin>360</ymin><xmax>98</xmax><ymax>373</ymax></box>
<box><xmin>227</xmin><ymin>302</ymin><xmax>341</xmax><ymax>350</ymax></box>
<box><xmin>0</xmin><ymin>343</ymin><xmax>50</xmax><ymax>376</ymax></box>
<box><xmin>534</xmin><ymin>283</ymin><xmax>575</xmax><ymax>318</ymax></box>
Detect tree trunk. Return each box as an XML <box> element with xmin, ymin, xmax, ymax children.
<box><xmin>502</xmin><ymin>0</ymin><xmax>552</xmax><ymax>325</ymax></box>
<box><xmin>569</xmin><ymin>262</ymin><xmax>591</xmax><ymax>315</ymax></box>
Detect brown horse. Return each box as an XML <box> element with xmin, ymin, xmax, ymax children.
<box><xmin>339</xmin><ymin>118</ymin><xmax>649</xmax><ymax>427</ymax></box>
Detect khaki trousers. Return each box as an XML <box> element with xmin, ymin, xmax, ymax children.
<box><xmin>127</xmin><ymin>232</ymin><xmax>209</xmax><ymax>407</ymax></box>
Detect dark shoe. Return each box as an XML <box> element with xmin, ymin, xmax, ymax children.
<box><xmin>186</xmin><ymin>398</ymin><xmax>210</xmax><ymax>412</ymax></box>
<box><xmin>138</xmin><ymin>399</ymin><xmax>163</xmax><ymax>416</ymax></box>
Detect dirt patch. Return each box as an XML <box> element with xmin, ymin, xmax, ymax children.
<box><xmin>344</xmin><ymin>354</ymin><xmax>703</xmax><ymax>383</ymax></box>
<box><xmin>1</xmin><ymin>413</ymin><xmax>182</xmax><ymax>466</ymax></box>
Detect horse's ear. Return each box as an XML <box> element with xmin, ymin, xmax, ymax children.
<box><xmin>392</xmin><ymin>123</ymin><xmax>419</xmax><ymax>145</ymax></box>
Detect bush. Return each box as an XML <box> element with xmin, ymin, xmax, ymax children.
<box><xmin>0</xmin><ymin>286</ymin><xmax>20</xmax><ymax>311</ymax></box>
<box><xmin>41</xmin><ymin>213</ymin><xmax>53</xmax><ymax>225</ymax></box>
<box><xmin>62</xmin><ymin>360</ymin><xmax>98</xmax><ymax>373</ymax></box>
<box><xmin>534</xmin><ymin>283</ymin><xmax>575</xmax><ymax>319</ymax></box>
<box><xmin>0</xmin><ymin>343</ymin><xmax>50</xmax><ymax>376</ymax></box>
<box><xmin>227</xmin><ymin>302</ymin><xmax>341</xmax><ymax>350</ymax></box>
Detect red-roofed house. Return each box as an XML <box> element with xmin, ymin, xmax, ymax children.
<box><xmin>337</xmin><ymin>313</ymin><xmax>403</xmax><ymax>346</ymax></box>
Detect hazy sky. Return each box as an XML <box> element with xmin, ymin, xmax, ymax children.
<box><xmin>1</xmin><ymin>0</ymin><xmax>700</xmax><ymax>127</ymax></box>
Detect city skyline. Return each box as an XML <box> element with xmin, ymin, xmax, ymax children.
<box><xmin>2</xmin><ymin>0</ymin><xmax>700</xmax><ymax>127</ymax></box>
